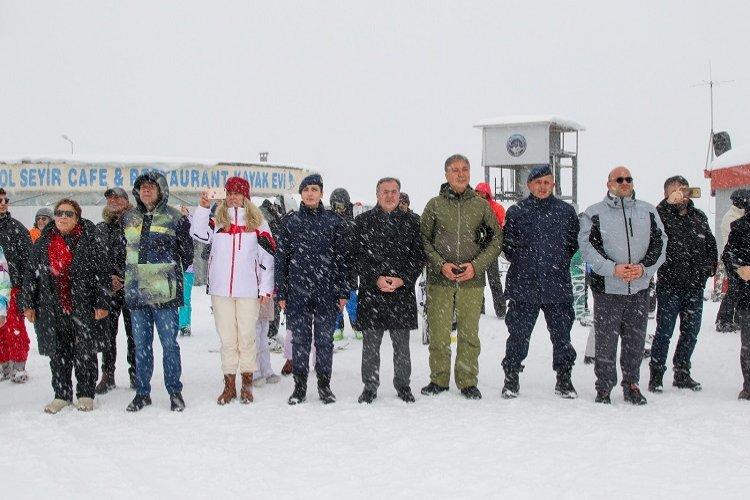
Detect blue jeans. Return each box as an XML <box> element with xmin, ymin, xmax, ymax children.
<box><xmin>131</xmin><ymin>306</ymin><xmax>183</xmax><ymax>396</ymax></box>
<box><xmin>650</xmin><ymin>286</ymin><xmax>703</xmax><ymax>369</ymax></box>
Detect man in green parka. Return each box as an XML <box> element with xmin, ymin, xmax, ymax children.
<box><xmin>420</xmin><ymin>154</ymin><xmax>502</xmax><ymax>399</ymax></box>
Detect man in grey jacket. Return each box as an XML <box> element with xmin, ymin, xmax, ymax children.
<box><xmin>579</xmin><ymin>166</ymin><xmax>667</xmax><ymax>405</ymax></box>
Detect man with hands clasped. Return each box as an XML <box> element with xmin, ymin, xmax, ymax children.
<box><xmin>579</xmin><ymin>166</ymin><xmax>667</xmax><ymax>405</ymax></box>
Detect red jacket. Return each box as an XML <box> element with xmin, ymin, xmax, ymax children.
<box><xmin>475</xmin><ymin>183</ymin><xmax>506</xmax><ymax>227</ymax></box>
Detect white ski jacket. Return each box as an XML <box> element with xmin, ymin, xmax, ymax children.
<box><xmin>190</xmin><ymin>205</ymin><xmax>274</xmax><ymax>299</ymax></box>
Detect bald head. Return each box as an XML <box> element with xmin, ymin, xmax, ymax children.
<box><xmin>607</xmin><ymin>166</ymin><xmax>634</xmax><ymax>198</ymax></box>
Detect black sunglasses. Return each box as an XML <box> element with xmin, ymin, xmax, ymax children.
<box><xmin>613</xmin><ymin>177</ymin><xmax>633</xmax><ymax>184</ymax></box>
<box><xmin>54</xmin><ymin>209</ymin><xmax>76</xmax><ymax>218</ymax></box>
<box><xmin>0</xmin><ymin>198</ymin><xmax>9</xmax><ymax>204</ymax></box>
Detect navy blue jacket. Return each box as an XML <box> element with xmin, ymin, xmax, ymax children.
<box><xmin>274</xmin><ymin>203</ymin><xmax>350</xmax><ymax>311</ymax></box>
<box><xmin>502</xmin><ymin>195</ymin><xmax>579</xmax><ymax>304</ymax></box>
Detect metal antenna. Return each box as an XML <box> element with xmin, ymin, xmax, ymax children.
<box><xmin>692</xmin><ymin>61</ymin><xmax>734</xmax><ymax>169</ymax></box>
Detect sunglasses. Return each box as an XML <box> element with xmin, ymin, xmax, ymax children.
<box><xmin>613</xmin><ymin>177</ymin><xmax>633</xmax><ymax>184</ymax></box>
<box><xmin>54</xmin><ymin>209</ymin><xmax>76</xmax><ymax>218</ymax></box>
<box><xmin>0</xmin><ymin>198</ymin><xmax>9</xmax><ymax>204</ymax></box>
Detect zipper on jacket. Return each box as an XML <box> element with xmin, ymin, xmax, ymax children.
<box><xmin>456</xmin><ymin>198</ymin><xmax>461</xmax><ymax>288</ymax></box>
<box><xmin>621</xmin><ymin>199</ymin><xmax>632</xmax><ymax>295</ymax></box>
<box><xmin>228</xmin><ymin>208</ymin><xmax>238</xmax><ymax>296</ymax></box>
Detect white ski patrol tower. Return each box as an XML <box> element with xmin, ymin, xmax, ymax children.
<box><xmin>474</xmin><ymin>115</ymin><xmax>584</xmax><ymax>205</ymax></box>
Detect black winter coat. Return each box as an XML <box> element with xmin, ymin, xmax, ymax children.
<box><xmin>656</xmin><ymin>199</ymin><xmax>717</xmax><ymax>291</ymax></box>
<box><xmin>96</xmin><ymin>207</ymin><xmax>129</xmax><ymax>308</ymax></box>
<box><xmin>722</xmin><ymin>214</ymin><xmax>750</xmax><ymax>311</ymax></box>
<box><xmin>502</xmin><ymin>195</ymin><xmax>579</xmax><ymax>303</ymax></box>
<box><xmin>0</xmin><ymin>213</ymin><xmax>33</xmax><ymax>287</ymax></box>
<box><xmin>274</xmin><ymin>203</ymin><xmax>350</xmax><ymax>310</ymax></box>
<box><xmin>20</xmin><ymin>219</ymin><xmax>110</xmax><ymax>356</ymax></box>
<box><xmin>352</xmin><ymin>206</ymin><xmax>424</xmax><ymax>331</ymax></box>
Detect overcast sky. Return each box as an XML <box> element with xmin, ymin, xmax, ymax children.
<box><xmin>1</xmin><ymin>0</ymin><xmax>748</xmax><ymax>216</ymax></box>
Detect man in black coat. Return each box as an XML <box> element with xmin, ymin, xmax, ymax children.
<box><xmin>721</xmin><ymin>202</ymin><xmax>750</xmax><ymax>400</ymax></box>
<box><xmin>0</xmin><ymin>188</ymin><xmax>33</xmax><ymax>382</ymax></box>
<box><xmin>352</xmin><ymin>178</ymin><xmax>424</xmax><ymax>404</ymax></box>
<box><xmin>95</xmin><ymin>187</ymin><xmax>136</xmax><ymax>393</ymax></box>
<box><xmin>649</xmin><ymin>176</ymin><xmax>717</xmax><ymax>393</ymax></box>
<box><xmin>500</xmin><ymin>166</ymin><xmax>579</xmax><ymax>399</ymax></box>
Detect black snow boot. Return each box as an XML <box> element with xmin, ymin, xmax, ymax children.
<box><xmin>288</xmin><ymin>373</ymin><xmax>308</xmax><ymax>405</ymax></box>
<box><xmin>420</xmin><ymin>382</ymin><xmax>448</xmax><ymax>396</ymax></box>
<box><xmin>583</xmin><ymin>356</ymin><xmax>595</xmax><ymax>365</ymax></box>
<box><xmin>358</xmin><ymin>389</ymin><xmax>377</xmax><ymax>404</ymax></box>
<box><xmin>170</xmin><ymin>392</ymin><xmax>186</xmax><ymax>412</ymax></box>
<box><xmin>126</xmin><ymin>394</ymin><xmax>152</xmax><ymax>412</ymax></box>
<box><xmin>594</xmin><ymin>389</ymin><xmax>611</xmax><ymax>404</ymax></box>
<box><xmin>623</xmin><ymin>383</ymin><xmax>647</xmax><ymax>405</ymax></box>
<box><xmin>673</xmin><ymin>365</ymin><xmax>702</xmax><ymax>391</ymax></box>
<box><xmin>460</xmin><ymin>386</ymin><xmax>482</xmax><ymax>400</ymax></box>
<box><xmin>396</xmin><ymin>386</ymin><xmax>415</xmax><ymax>403</ymax></box>
<box><xmin>317</xmin><ymin>374</ymin><xmax>336</xmax><ymax>404</ymax></box>
<box><xmin>501</xmin><ymin>371</ymin><xmax>520</xmax><ymax>399</ymax></box>
<box><xmin>555</xmin><ymin>369</ymin><xmax>577</xmax><ymax>399</ymax></box>
<box><xmin>739</xmin><ymin>388</ymin><xmax>750</xmax><ymax>401</ymax></box>
<box><xmin>648</xmin><ymin>364</ymin><xmax>666</xmax><ymax>393</ymax></box>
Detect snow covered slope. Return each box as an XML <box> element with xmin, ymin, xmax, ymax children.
<box><xmin>1</xmin><ymin>290</ymin><xmax>748</xmax><ymax>498</ymax></box>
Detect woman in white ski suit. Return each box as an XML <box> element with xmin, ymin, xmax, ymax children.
<box><xmin>191</xmin><ymin>177</ymin><xmax>274</xmax><ymax>405</ymax></box>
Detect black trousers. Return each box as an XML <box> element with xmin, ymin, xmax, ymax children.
<box><xmin>717</xmin><ymin>275</ymin><xmax>739</xmax><ymax>327</ymax></box>
<box><xmin>738</xmin><ymin>310</ymin><xmax>750</xmax><ymax>391</ymax></box>
<box><xmin>361</xmin><ymin>329</ymin><xmax>411</xmax><ymax>392</ymax></box>
<box><xmin>484</xmin><ymin>258</ymin><xmax>506</xmax><ymax>317</ymax></box>
<box><xmin>50</xmin><ymin>315</ymin><xmax>97</xmax><ymax>400</ymax></box>
<box><xmin>100</xmin><ymin>295</ymin><xmax>135</xmax><ymax>380</ymax></box>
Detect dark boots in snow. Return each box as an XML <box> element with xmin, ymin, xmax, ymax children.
<box><xmin>396</xmin><ymin>386</ymin><xmax>415</xmax><ymax>403</ymax></box>
<box><xmin>623</xmin><ymin>383</ymin><xmax>647</xmax><ymax>405</ymax></box>
<box><xmin>170</xmin><ymin>392</ymin><xmax>185</xmax><ymax>412</ymax></box>
<box><xmin>281</xmin><ymin>359</ymin><xmax>293</xmax><ymax>376</ymax></box>
<box><xmin>358</xmin><ymin>389</ymin><xmax>377</xmax><ymax>404</ymax></box>
<box><xmin>555</xmin><ymin>369</ymin><xmax>577</xmax><ymax>399</ymax></box>
<box><xmin>95</xmin><ymin>372</ymin><xmax>116</xmax><ymax>395</ymax></box>
<box><xmin>673</xmin><ymin>365</ymin><xmax>702</xmax><ymax>391</ymax></box>
<box><xmin>217</xmin><ymin>374</ymin><xmax>237</xmax><ymax>405</ymax></box>
<box><xmin>288</xmin><ymin>373</ymin><xmax>307</xmax><ymax>405</ymax></box>
<box><xmin>461</xmin><ymin>386</ymin><xmax>482</xmax><ymax>400</ymax></box>
<box><xmin>595</xmin><ymin>389</ymin><xmax>611</xmax><ymax>404</ymax></box>
<box><xmin>317</xmin><ymin>374</ymin><xmax>336</xmax><ymax>404</ymax></box>
<box><xmin>648</xmin><ymin>364</ymin><xmax>666</xmax><ymax>393</ymax></box>
<box><xmin>420</xmin><ymin>382</ymin><xmax>448</xmax><ymax>396</ymax></box>
<box><xmin>126</xmin><ymin>394</ymin><xmax>152</xmax><ymax>412</ymax></box>
<box><xmin>502</xmin><ymin>371</ymin><xmax>520</xmax><ymax>399</ymax></box>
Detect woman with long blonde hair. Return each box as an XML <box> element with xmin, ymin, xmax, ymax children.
<box><xmin>190</xmin><ymin>177</ymin><xmax>275</xmax><ymax>404</ymax></box>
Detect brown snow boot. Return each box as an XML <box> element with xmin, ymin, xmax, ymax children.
<box><xmin>281</xmin><ymin>359</ymin><xmax>293</xmax><ymax>376</ymax></box>
<box><xmin>240</xmin><ymin>372</ymin><xmax>254</xmax><ymax>404</ymax></box>
<box><xmin>217</xmin><ymin>374</ymin><xmax>237</xmax><ymax>405</ymax></box>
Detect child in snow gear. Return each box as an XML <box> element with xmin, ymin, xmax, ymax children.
<box><xmin>579</xmin><ymin>167</ymin><xmax>666</xmax><ymax>405</ymax></box>
<box><xmin>329</xmin><ymin>187</ymin><xmax>360</xmax><ymax>341</ymax></box>
<box><xmin>191</xmin><ymin>177</ymin><xmax>275</xmax><ymax>405</ymax></box>
<box><xmin>122</xmin><ymin>172</ymin><xmax>193</xmax><ymax>412</ymax></box>
<box><xmin>95</xmin><ymin>187</ymin><xmax>136</xmax><ymax>393</ymax></box>
<box><xmin>20</xmin><ymin>199</ymin><xmax>110</xmax><ymax>413</ymax></box>
<box><xmin>0</xmin><ymin>188</ymin><xmax>33</xmax><ymax>384</ymax></box>
<box><xmin>420</xmin><ymin>155</ymin><xmax>502</xmax><ymax>399</ymax></box>
<box><xmin>649</xmin><ymin>176</ymin><xmax>717</xmax><ymax>393</ymax></box>
<box><xmin>275</xmin><ymin>174</ymin><xmax>350</xmax><ymax>405</ymax></box>
<box><xmin>501</xmin><ymin>166</ymin><xmax>579</xmax><ymax>399</ymax></box>
<box><xmin>352</xmin><ymin>178</ymin><xmax>424</xmax><ymax>404</ymax></box>
<box><xmin>253</xmin><ymin>297</ymin><xmax>281</xmax><ymax>386</ymax></box>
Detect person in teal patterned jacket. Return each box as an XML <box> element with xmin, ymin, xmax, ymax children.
<box><xmin>120</xmin><ymin>171</ymin><xmax>193</xmax><ymax>412</ymax></box>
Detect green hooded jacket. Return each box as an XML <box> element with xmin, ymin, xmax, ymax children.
<box><xmin>420</xmin><ymin>183</ymin><xmax>502</xmax><ymax>287</ymax></box>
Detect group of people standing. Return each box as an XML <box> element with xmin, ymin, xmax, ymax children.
<box><xmin>2</xmin><ymin>153</ymin><xmax>750</xmax><ymax>413</ymax></box>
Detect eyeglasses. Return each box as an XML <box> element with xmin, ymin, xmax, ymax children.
<box><xmin>54</xmin><ymin>210</ymin><xmax>76</xmax><ymax>218</ymax></box>
<box><xmin>612</xmin><ymin>177</ymin><xmax>633</xmax><ymax>184</ymax></box>
<box><xmin>0</xmin><ymin>198</ymin><xmax>9</xmax><ymax>204</ymax></box>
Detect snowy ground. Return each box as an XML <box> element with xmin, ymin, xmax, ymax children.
<box><xmin>2</xmin><ymin>288</ymin><xmax>749</xmax><ymax>499</ymax></box>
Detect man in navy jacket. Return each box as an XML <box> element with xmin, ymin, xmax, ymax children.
<box><xmin>275</xmin><ymin>174</ymin><xmax>350</xmax><ymax>405</ymax></box>
<box><xmin>501</xmin><ymin>165</ymin><xmax>579</xmax><ymax>399</ymax></box>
